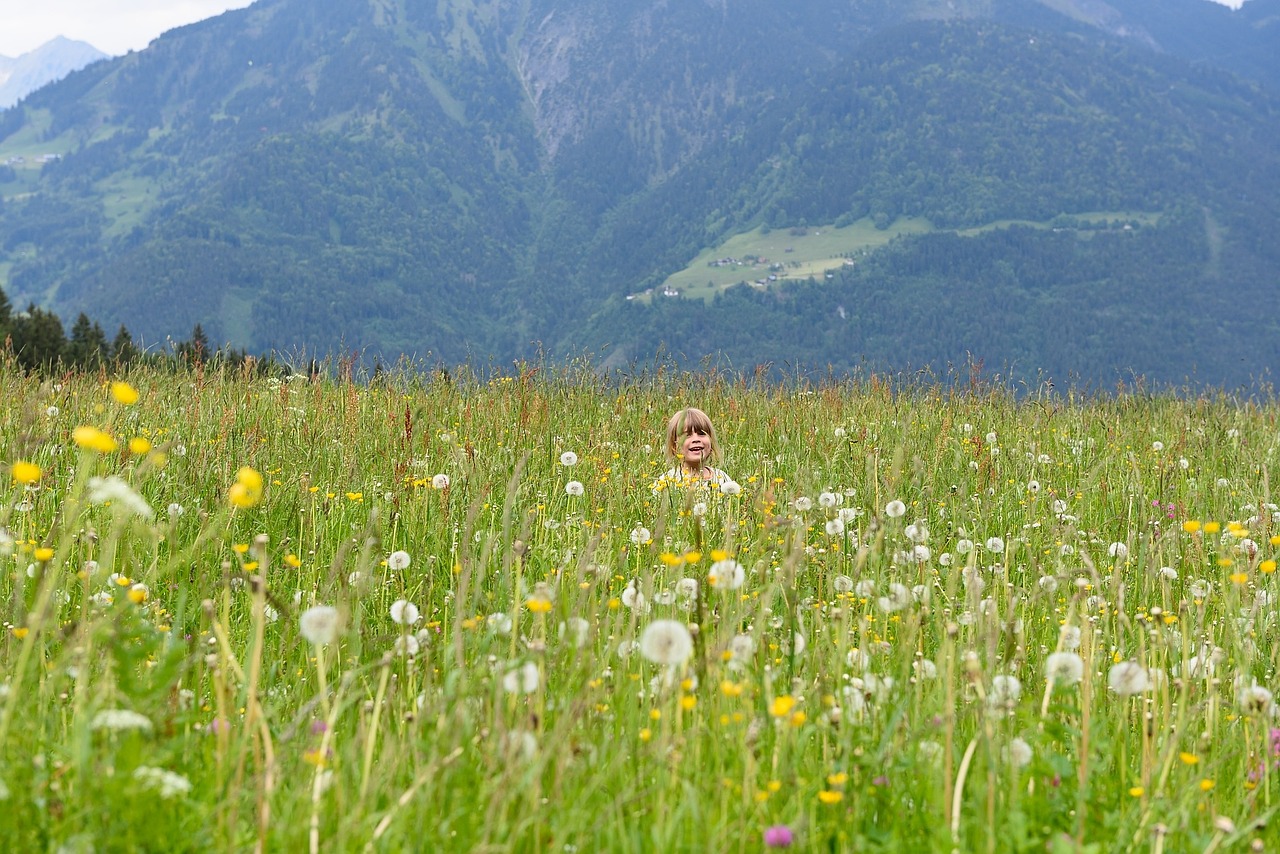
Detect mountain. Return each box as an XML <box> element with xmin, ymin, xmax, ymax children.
<box><xmin>0</xmin><ymin>0</ymin><xmax>1277</xmax><ymax>388</ymax></box>
<box><xmin>0</xmin><ymin>37</ymin><xmax>107</xmax><ymax>110</ymax></box>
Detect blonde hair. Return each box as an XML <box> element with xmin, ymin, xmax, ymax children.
<box><xmin>665</xmin><ymin>408</ymin><xmax>719</xmax><ymax>463</ymax></box>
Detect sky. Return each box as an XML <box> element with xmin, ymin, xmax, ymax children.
<box><xmin>0</xmin><ymin>0</ymin><xmax>1251</xmax><ymax>58</ymax></box>
<box><xmin>0</xmin><ymin>0</ymin><xmax>256</xmax><ymax>58</ymax></box>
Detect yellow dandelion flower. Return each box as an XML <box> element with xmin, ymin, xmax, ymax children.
<box><xmin>1199</xmin><ymin>778</ymin><xmax>1215</xmax><ymax>792</ymax></box>
<box><xmin>11</xmin><ymin>627</ymin><xmax>29</xmax><ymax>639</ymax></box>
<box><xmin>790</xmin><ymin>711</ymin><xmax>807</xmax><ymax>727</ymax></box>
<box><xmin>684</xmin><ymin>550</ymin><xmax>702</xmax><ymax>563</ymax></box>
<box><xmin>769</xmin><ymin>695</ymin><xmax>796</xmax><ymax>718</ymax></box>
<box><xmin>284</xmin><ymin>554</ymin><xmax>302</xmax><ymax>568</ymax></box>
<box><xmin>710</xmin><ymin>549</ymin><xmax>729</xmax><ymax>562</ymax></box>
<box><xmin>525</xmin><ymin>598</ymin><xmax>553</xmax><ymax>614</ymax></box>
<box><xmin>818</xmin><ymin>790</ymin><xmax>844</xmax><ymax>804</ymax></box>
<box><xmin>11</xmin><ymin>460</ymin><xmax>41</xmax><ymax>484</ymax></box>
<box><xmin>1270</xmin><ymin>535</ymin><xmax>1280</xmax><ymax>547</ymax></box>
<box><xmin>230</xmin><ymin>466</ymin><xmax>263</xmax><ymax>509</ymax></box>
<box><xmin>827</xmin><ymin>772</ymin><xmax>848</xmax><ymax>786</ymax></box>
<box><xmin>110</xmin><ymin>381</ymin><xmax>139</xmax><ymax>405</ymax></box>
<box><xmin>639</xmin><ymin>728</ymin><xmax>652</xmax><ymax>742</ymax></box>
<box><xmin>1179</xmin><ymin>752</ymin><xmax>1199</xmax><ymax>765</ymax></box>
<box><xmin>680</xmin><ymin>695</ymin><xmax>697</xmax><ymax>711</ymax></box>
<box><xmin>1261</xmin><ymin>560</ymin><xmax>1276</xmax><ymax>574</ymax></box>
<box><xmin>34</xmin><ymin>547</ymin><xmax>54</xmax><ymax>562</ymax></box>
<box><xmin>720</xmin><ymin>680</ymin><xmax>744</xmax><ymax>697</ymax></box>
<box><xmin>1183</xmin><ymin>520</ymin><xmax>1201</xmax><ymax>533</ymax></box>
<box><xmin>129</xmin><ymin>437</ymin><xmax>152</xmax><ymax>455</ymax></box>
<box><xmin>127</xmin><ymin>587</ymin><xmax>148</xmax><ymax>604</ymax></box>
<box><xmin>1203</xmin><ymin>521</ymin><xmax>1222</xmax><ymax>534</ymax></box>
<box><xmin>766</xmin><ymin>780</ymin><xmax>782</xmax><ymax>793</ymax></box>
<box><xmin>659</xmin><ymin>552</ymin><xmax>684</xmax><ymax>567</ymax></box>
<box><xmin>1229</xmin><ymin>572</ymin><xmax>1248</xmax><ymax>584</ymax></box>
<box><xmin>73</xmin><ymin>425</ymin><xmax>118</xmax><ymax>453</ymax></box>
<box><xmin>1128</xmin><ymin>786</ymin><xmax>1144</xmax><ymax>797</ymax></box>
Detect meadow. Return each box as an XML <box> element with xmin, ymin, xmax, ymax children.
<box><xmin>1</xmin><ymin>359</ymin><xmax>1277</xmax><ymax>852</ymax></box>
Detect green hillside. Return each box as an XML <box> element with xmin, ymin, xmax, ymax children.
<box><xmin>0</xmin><ymin>0</ymin><xmax>1277</xmax><ymax>387</ymax></box>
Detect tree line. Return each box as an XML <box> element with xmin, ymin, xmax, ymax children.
<box><xmin>0</xmin><ymin>288</ymin><xmax>264</xmax><ymax>374</ymax></box>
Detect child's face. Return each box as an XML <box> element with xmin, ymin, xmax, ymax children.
<box><xmin>678</xmin><ymin>426</ymin><xmax>711</xmax><ymax>468</ymax></box>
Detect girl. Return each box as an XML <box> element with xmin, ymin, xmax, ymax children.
<box><xmin>651</xmin><ymin>407</ymin><xmax>736</xmax><ymax>493</ymax></box>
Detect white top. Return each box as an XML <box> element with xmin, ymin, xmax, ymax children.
<box><xmin>651</xmin><ymin>466</ymin><xmax>740</xmax><ymax>495</ymax></box>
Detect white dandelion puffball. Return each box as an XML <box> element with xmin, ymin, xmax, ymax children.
<box><xmin>825</xmin><ymin>518</ymin><xmax>845</xmax><ymax>536</ymax></box>
<box><xmin>709</xmin><ymin>559</ymin><xmax>745</xmax><ymax>590</ymax></box>
<box><xmin>394</xmin><ymin>634</ymin><xmax>420</xmax><ymax>657</ymax></box>
<box><xmin>1059</xmin><ymin>625</ymin><xmax>1082</xmax><ymax>651</ymax></box>
<box><xmin>387</xmin><ymin>550</ymin><xmax>412</xmax><ymax>571</ymax></box>
<box><xmin>390</xmin><ymin>599</ymin><xmax>420</xmax><ymax>625</ymax></box>
<box><xmin>431</xmin><ymin>473</ymin><xmax>450</xmax><ymax>490</ymax></box>
<box><xmin>1238</xmin><ymin>683</ymin><xmax>1274</xmax><ymax>715</ymax></box>
<box><xmin>1045</xmin><ymin>652</ymin><xmax>1084</xmax><ymax>686</ymax></box>
<box><xmin>885</xmin><ymin>500</ymin><xmax>906</xmax><ymax>518</ymax></box>
<box><xmin>629</xmin><ymin>526</ymin><xmax>651</xmax><ymax>545</ymax></box>
<box><xmin>299</xmin><ymin>605</ymin><xmax>340</xmax><ymax>646</ymax></box>
<box><xmin>559</xmin><ymin>617</ymin><xmax>590</xmax><ymax>648</ymax></box>
<box><xmin>691</xmin><ymin>501</ymin><xmax>708</xmax><ymax>518</ymax></box>
<box><xmin>955</xmin><ymin>538</ymin><xmax>974</xmax><ymax>555</ymax></box>
<box><xmin>1006</xmin><ymin>738</ymin><xmax>1033</xmax><ymax>769</ymax></box>
<box><xmin>565</xmin><ymin>480</ymin><xmax>585</xmax><ymax>497</ymax></box>
<box><xmin>833</xmin><ymin>574</ymin><xmax>854</xmax><ymax>594</ymax></box>
<box><xmin>639</xmin><ymin>619</ymin><xmax>694</xmax><ymax>666</ymax></box>
<box><xmin>560</xmin><ymin>451</ymin><xmax>578</xmax><ymax>467</ymax></box>
<box><xmin>1107</xmin><ymin>661</ymin><xmax>1150</xmax><ymax>696</ymax></box>
<box><xmin>904</xmin><ymin>522</ymin><xmax>929</xmax><ymax>543</ymax></box>
<box><xmin>990</xmin><ymin>675</ymin><xmax>1022</xmax><ymax>707</ymax></box>
<box><xmin>676</xmin><ymin>577</ymin><xmax>699</xmax><ymax>599</ymax></box>
<box><xmin>794</xmin><ymin>496</ymin><xmax>813</xmax><ymax>512</ymax></box>
<box><xmin>1108</xmin><ymin>542</ymin><xmax>1128</xmax><ymax>559</ymax></box>
<box><xmin>819</xmin><ymin>492</ymin><xmax>838</xmax><ymax>508</ymax></box>
<box><xmin>503</xmin><ymin>661</ymin><xmax>541</xmax><ymax>694</ymax></box>
<box><xmin>487</xmin><ymin>612</ymin><xmax>513</xmax><ymax>634</ymax></box>
<box><xmin>721</xmin><ymin>480</ymin><xmax>741</xmax><ymax>496</ymax></box>
<box><xmin>985</xmin><ymin>536</ymin><xmax>1005</xmax><ymax>554</ymax></box>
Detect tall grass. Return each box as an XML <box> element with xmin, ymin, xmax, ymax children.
<box><xmin>1</xmin><ymin>359</ymin><xmax>1276</xmax><ymax>851</ymax></box>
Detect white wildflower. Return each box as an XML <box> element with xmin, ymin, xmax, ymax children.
<box><xmin>559</xmin><ymin>451</ymin><xmax>578</xmax><ymax>467</ymax></box>
<box><xmin>91</xmin><ymin>709</ymin><xmax>153</xmax><ymax>733</ymax></box>
<box><xmin>885</xmin><ymin>500</ymin><xmax>906</xmax><ymax>518</ymax></box>
<box><xmin>386</xmin><ymin>550</ymin><xmax>412</xmax><ymax>571</ymax></box>
<box><xmin>565</xmin><ymin>480</ymin><xmax>584</xmax><ymax>497</ymax></box>
<box><xmin>133</xmin><ymin>766</ymin><xmax>192</xmax><ymax>798</ymax></box>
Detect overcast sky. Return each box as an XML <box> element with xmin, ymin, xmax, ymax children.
<box><xmin>0</xmin><ymin>0</ymin><xmax>1251</xmax><ymax>59</ymax></box>
<box><xmin>1</xmin><ymin>0</ymin><xmax>256</xmax><ymax>58</ymax></box>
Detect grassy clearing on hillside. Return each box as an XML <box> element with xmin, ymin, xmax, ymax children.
<box><xmin>644</xmin><ymin>212</ymin><xmax>1161</xmax><ymax>303</ymax></box>
<box><xmin>1</xmin><ymin>360</ymin><xmax>1276</xmax><ymax>851</ymax></box>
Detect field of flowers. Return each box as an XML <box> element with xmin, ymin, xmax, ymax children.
<box><xmin>1</xmin><ymin>361</ymin><xmax>1278</xmax><ymax>852</ymax></box>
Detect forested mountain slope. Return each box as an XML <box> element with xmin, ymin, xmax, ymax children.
<box><xmin>0</xmin><ymin>0</ymin><xmax>1276</xmax><ymax>387</ymax></box>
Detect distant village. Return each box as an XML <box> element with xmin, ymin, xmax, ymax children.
<box><xmin>627</xmin><ymin>252</ymin><xmax>856</xmax><ymax>301</ymax></box>
<box><xmin>3</xmin><ymin>153</ymin><xmax>61</xmax><ymax>166</ymax></box>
